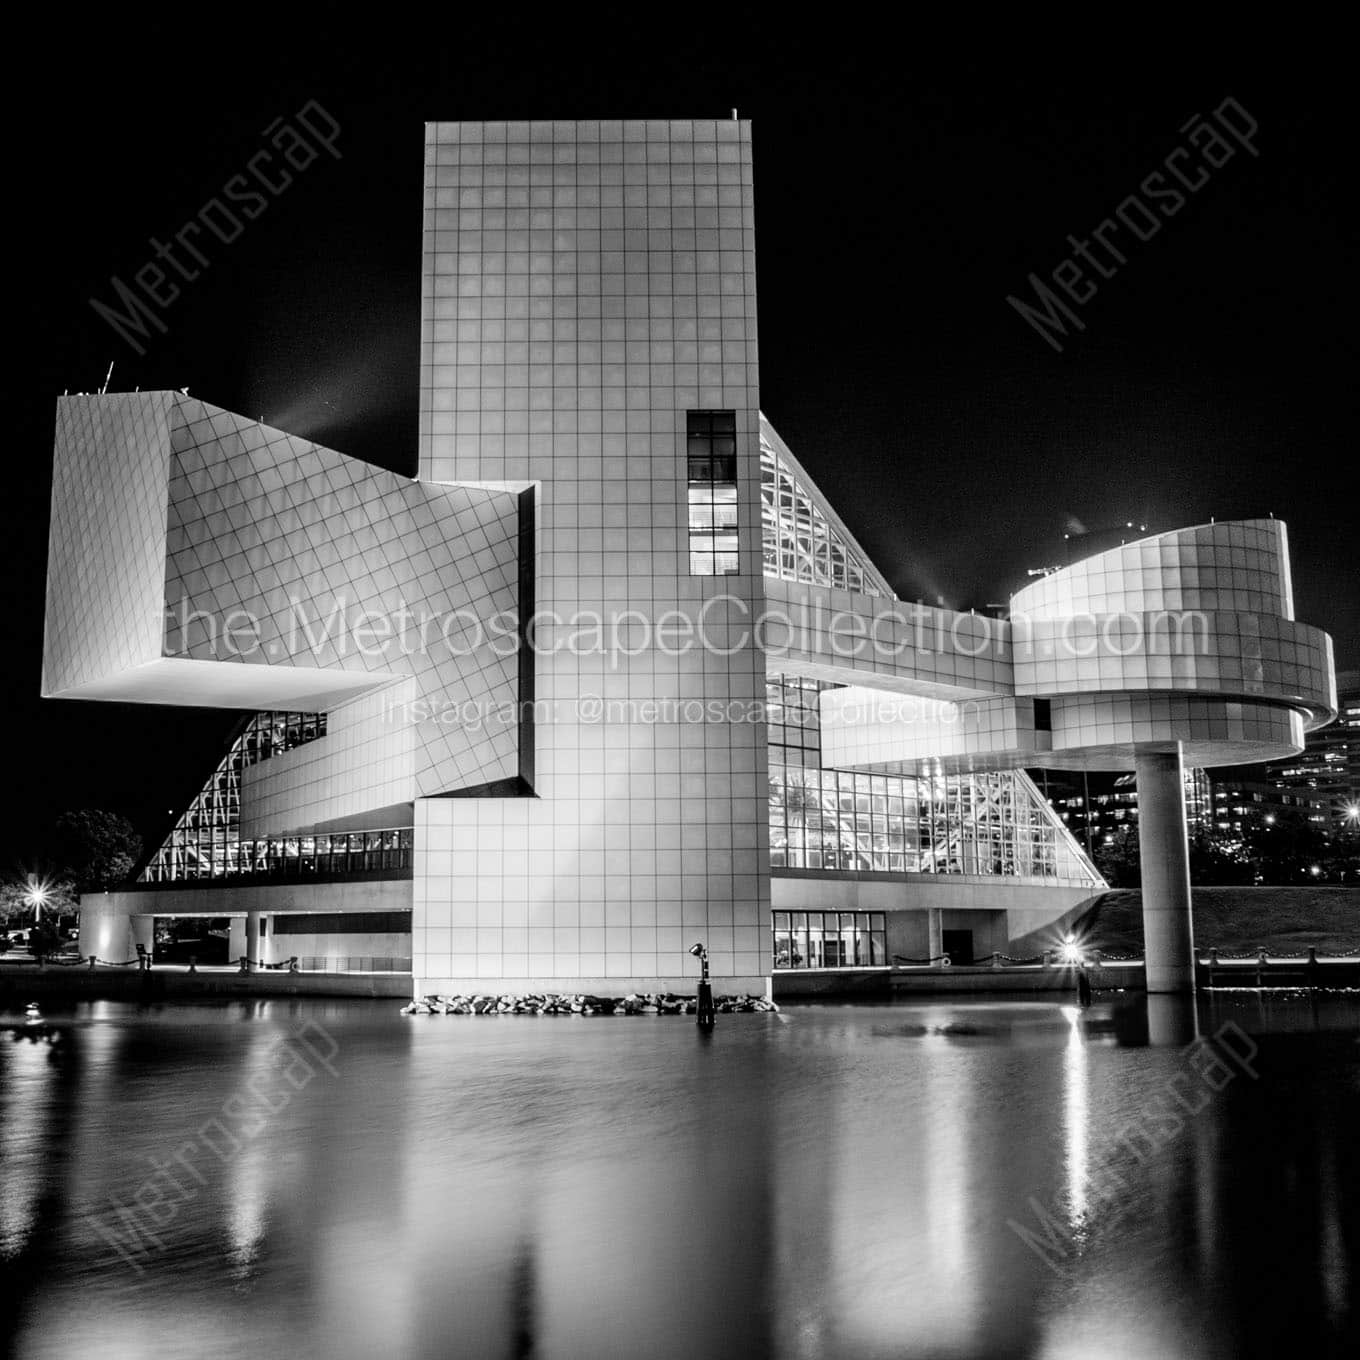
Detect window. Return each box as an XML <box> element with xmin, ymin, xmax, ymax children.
<box><xmin>687</xmin><ymin>410</ymin><xmax>738</xmax><ymax>575</ymax></box>
<box><xmin>759</xmin><ymin>430</ymin><xmax>883</xmax><ymax>594</ymax></box>
<box><xmin>764</xmin><ymin>676</ymin><xmax>1096</xmax><ymax>882</ymax></box>
<box><xmin>772</xmin><ymin>911</ymin><xmax>887</xmax><ymax>969</ymax></box>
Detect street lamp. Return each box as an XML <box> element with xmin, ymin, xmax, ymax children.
<box><xmin>22</xmin><ymin>880</ymin><xmax>53</xmax><ymax>963</ymax></box>
<box><xmin>24</xmin><ymin>880</ymin><xmax>50</xmax><ymax>920</ymax></box>
<box><xmin>1060</xmin><ymin>934</ymin><xmax>1092</xmax><ymax>1006</ymax></box>
<box><xmin>689</xmin><ymin>942</ymin><xmax>715</xmax><ymax>1030</ymax></box>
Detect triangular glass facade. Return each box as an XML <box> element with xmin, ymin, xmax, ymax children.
<box><xmin>141</xmin><ymin>712</ymin><xmax>327</xmax><ymax>882</ymax></box>
<box><xmin>760</xmin><ymin>416</ymin><xmax>893</xmax><ymax>598</ymax></box>
<box><xmin>766</xmin><ymin>676</ymin><xmax>1103</xmax><ymax>884</ymax></box>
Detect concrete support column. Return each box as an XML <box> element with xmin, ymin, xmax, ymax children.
<box><xmin>246</xmin><ymin>911</ymin><xmax>263</xmax><ymax>966</ymax></box>
<box><xmin>77</xmin><ymin>897</ymin><xmax>151</xmax><ymax>962</ymax></box>
<box><xmin>130</xmin><ymin>915</ymin><xmax>154</xmax><ymax>955</ymax></box>
<box><xmin>1135</xmin><ymin>744</ymin><xmax>1196</xmax><ymax>994</ymax></box>
<box><xmin>927</xmin><ymin>908</ymin><xmax>943</xmax><ymax>963</ymax></box>
<box><xmin>227</xmin><ymin>917</ymin><xmax>247</xmax><ymax>961</ymax></box>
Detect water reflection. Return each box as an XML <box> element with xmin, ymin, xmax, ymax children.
<box><xmin>1</xmin><ymin>995</ymin><xmax>1356</xmax><ymax>1359</ymax></box>
<box><xmin>1061</xmin><ymin>1006</ymin><xmax>1088</xmax><ymax>1234</ymax></box>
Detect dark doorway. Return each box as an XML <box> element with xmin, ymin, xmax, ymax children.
<box><xmin>942</xmin><ymin>929</ymin><xmax>974</xmax><ymax>966</ymax></box>
<box><xmin>153</xmin><ymin>917</ymin><xmax>230</xmax><ymax>965</ymax></box>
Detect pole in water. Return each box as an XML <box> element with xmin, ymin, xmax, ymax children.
<box><xmin>1077</xmin><ymin>966</ymin><xmax>1092</xmax><ymax>1007</ymax></box>
<box><xmin>690</xmin><ymin>942</ymin><xmax>715</xmax><ymax>1030</ymax></box>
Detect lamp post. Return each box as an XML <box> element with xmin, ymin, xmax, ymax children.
<box><xmin>689</xmin><ymin>942</ymin><xmax>715</xmax><ymax>1030</ymax></box>
<box><xmin>24</xmin><ymin>881</ymin><xmax>51</xmax><ymax>964</ymax></box>
<box><xmin>24</xmin><ymin>880</ymin><xmax>49</xmax><ymax>922</ymax></box>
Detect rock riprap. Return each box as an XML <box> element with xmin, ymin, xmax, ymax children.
<box><xmin>401</xmin><ymin>992</ymin><xmax>778</xmax><ymax>1016</ymax></box>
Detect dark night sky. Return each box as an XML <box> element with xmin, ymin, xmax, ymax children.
<box><xmin>3</xmin><ymin>23</ymin><xmax>1355</xmax><ymax>868</ymax></box>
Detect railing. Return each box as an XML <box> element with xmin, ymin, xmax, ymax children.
<box><xmin>884</xmin><ymin>946</ymin><xmax>1360</xmax><ymax>989</ymax></box>
<box><xmin>1</xmin><ymin>951</ymin><xmax>411</xmax><ymax>977</ymax></box>
<box><xmin>891</xmin><ymin>952</ymin><xmax>1097</xmax><ymax>969</ymax></box>
<box><xmin>1198</xmin><ymin>947</ymin><xmax>1360</xmax><ymax>989</ymax></box>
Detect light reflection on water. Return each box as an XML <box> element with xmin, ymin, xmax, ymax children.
<box><xmin>0</xmin><ymin>995</ymin><xmax>1356</xmax><ymax>1360</ymax></box>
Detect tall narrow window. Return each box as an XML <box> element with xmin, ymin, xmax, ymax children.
<box><xmin>687</xmin><ymin>410</ymin><xmax>738</xmax><ymax>575</ymax></box>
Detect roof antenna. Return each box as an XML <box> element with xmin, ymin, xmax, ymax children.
<box><xmin>730</xmin><ymin>108</ymin><xmax>738</xmax><ymax>120</ymax></box>
<box><xmin>99</xmin><ymin>361</ymin><xmax>114</xmax><ymax>395</ymax></box>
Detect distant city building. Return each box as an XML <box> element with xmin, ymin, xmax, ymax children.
<box><xmin>1030</xmin><ymin>767</ymin><xmax>1213</xmax><ymax>852</ymax></box>
<box><xmin>1263</xmin><ymin>669</ymin><xmax>1359</xmax><ymax>833</ymax></box>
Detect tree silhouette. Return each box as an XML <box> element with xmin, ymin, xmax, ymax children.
<box><xmin>52</xmin><ymin>810</ymin><xmax>142</xmax><ymax>892</ymax></box>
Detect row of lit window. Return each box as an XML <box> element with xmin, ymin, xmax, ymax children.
<box><xmin>772</xmin><ymin>912</ymin><xmax>887</xmax><ymax>969</ymax></box>
<box><xmin>143</xmin><ymin>829</ymin><xmax>413</xmax><ymax>883</ymax></box>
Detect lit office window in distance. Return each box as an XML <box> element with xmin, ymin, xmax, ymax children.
<box><xmin>687</xmin><ymin>410</ymin><xmax>738</xmax><ymax>575</ymax></box>
<box><xmin>772</xmin><ymin>911</ymin><xmax>887</xmax><ymax>969</ymax></box>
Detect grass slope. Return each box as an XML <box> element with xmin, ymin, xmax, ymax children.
<box><xmin>1075</xmin><ymin>887</ymin><xmax>1360</xmax><ymax>956</ymax></box>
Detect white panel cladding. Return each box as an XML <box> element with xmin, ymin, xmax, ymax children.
<box><xmin>415</xmin><ymin>119</ymin><xmax>769</xmax><ymax>988</ymax></box>
<box><xmin>43</xmin><ymin>392</ymin><xmax>175</xmax><ymax>696</ymax></box>
<box><xmin>164</xmin><ymin>396</ymin><xmax>522</xmax><ymax>797</ymax></box>
<box><xmin>240</xmin><ymin>682</ymin><xmax>415</xmax><ymax>836</ymax></box>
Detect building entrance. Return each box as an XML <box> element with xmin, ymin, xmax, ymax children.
<box><xmin>941</xmin><ymin>929</ymin><xmax>974</xmax><ymax>966</ymax></box>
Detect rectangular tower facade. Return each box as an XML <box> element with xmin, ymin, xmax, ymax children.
<box><xmin>414</xmin><ymin>119</ymin><xmax>769</xmax><ymax>993</ymax></box>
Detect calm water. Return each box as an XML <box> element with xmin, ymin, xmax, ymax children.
<box><xmin>1</xmin><ymin>994</ymin><xmax>1357</xmax><ymax>1360</ymax></box>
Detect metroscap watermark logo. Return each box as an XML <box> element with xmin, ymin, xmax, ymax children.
<box><xmin>90</xmin><ymin>101</ymin><xmax>342</xmax><ymax>357</ymax></box>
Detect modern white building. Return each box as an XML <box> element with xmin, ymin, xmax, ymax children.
<box><xmin>43</xmin><ymin>120</ymin><xmax>1337</xmax><ymax>995</ymax></box>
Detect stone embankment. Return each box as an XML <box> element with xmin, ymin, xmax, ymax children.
<box><xmin>402</xmin><ymin>992</ymin><xmax>778</xmax><ymax>1016</ymax></box>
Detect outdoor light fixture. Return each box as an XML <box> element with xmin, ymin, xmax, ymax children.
<box><xmin>1059</xmin><ymin>935</ymin><xmax>1084</xmax><ymax>965</ymax></box>
<box><xmin>689</xmin><ymin>942</ymin><xmax>715</xmax><ymax>1030</ymax></box>
<box><xmin>23</xmin><ymin>880</ymin><xmax>51</xmax><ymax>919</ymax></box>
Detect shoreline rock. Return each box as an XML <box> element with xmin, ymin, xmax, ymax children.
<box><xmin>400</xmin><ymin>991</ymin><xmax>778</xmax><ymax>1017</ymax></box>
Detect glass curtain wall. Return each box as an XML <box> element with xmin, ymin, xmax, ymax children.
<box><xmin>767</xmin><ymin>676</ymin><xmax>1099</xmax><ymax>883</ymax></box>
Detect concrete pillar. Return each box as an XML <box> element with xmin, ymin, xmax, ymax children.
<box><xmin>927</xmin><ymin>908</ymin><xmax>943</xmax><ymax>963</ymax></box>
<box><xmin>246</xmin><ymin>911</ymin><xmax>263</xmax><ymax>966</ymax></box>
<box><xmin>1135</xmin><ymin>745</ymin><xmax>1196</xmax><ymax>994</ymax></box>
<box><xmin>77</xmin><ymin>896</ymin><xmax>152</xmax><ymax>962</ymax></box>
<box><xmin>1145</xmin><ymin>995</ymin><xmax>1200</xmax><ymax>1046</ymax></box>
<box><xmin>227</xmin><ymin>917</ymin><xmax>247</xmax><ymax>961</ymax></box>
<box><xmin>130</xmin><ymin>915</ymin><xmax>154</xmax><ymax>955</ymax></box>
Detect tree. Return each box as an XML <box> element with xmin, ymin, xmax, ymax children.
<box><xmin>1094</xmin><ymin>825</ymin><xmax>1141</xmax><ymax>887</ymax></box>
<box><xmin>53</xmin><ymin>810</ymin><xmax>142</xmax><ymax>892</ymax></box>
<box><xmin>1189</xmin><ymin>832</ymin><xmax>1255</xmax><ymax>885</ymax></box>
